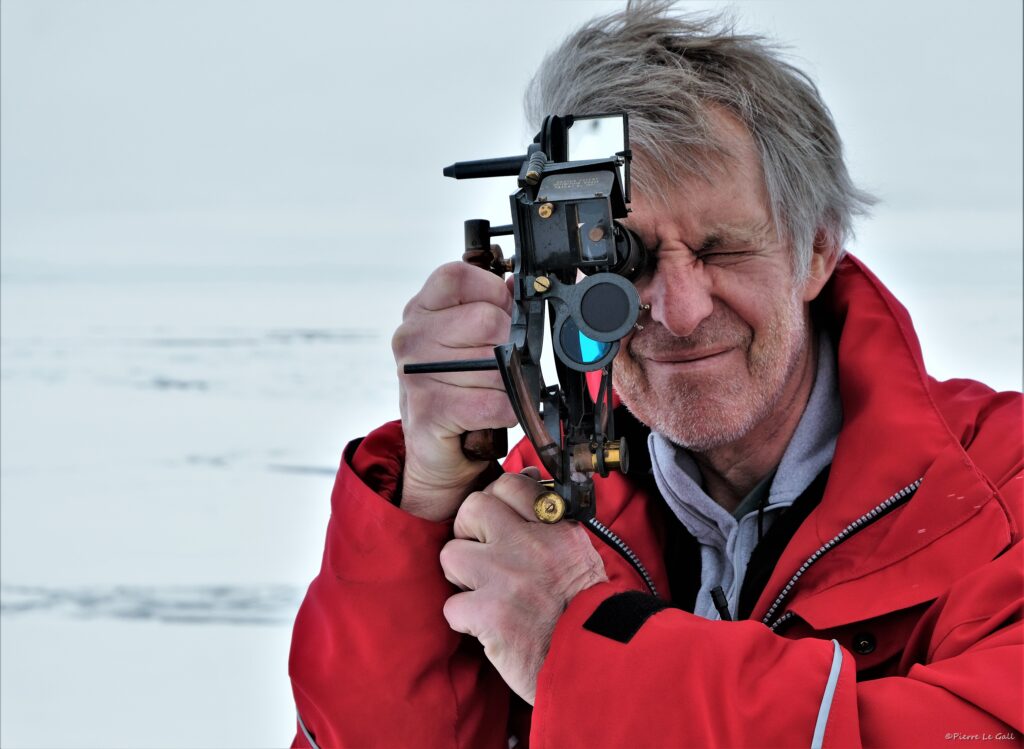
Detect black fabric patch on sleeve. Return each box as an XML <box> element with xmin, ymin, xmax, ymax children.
<box><xmin>583</xmin><ymin>591</ymin><xmax>673</xmax><ymax>643</ymax></box>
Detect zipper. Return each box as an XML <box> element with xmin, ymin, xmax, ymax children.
<box><xmin>586</xmin><ymin>516</ymin><xmax>659</xmax><ymax>598</ymax></box>
<box><xmin>769</xmin><ymin>610</ymin><xmax>797</xmax><ymax>632</ymax></box>
<box><xmin>761</xmin><ymin>477</ymin><xmax>923</xmax><ymax>631</ymax></box>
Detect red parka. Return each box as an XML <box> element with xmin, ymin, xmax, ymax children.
<box><xmin>289</xmin><ymin>256</ymin><xmax>1023</xmax><ymax>748</ymax></box>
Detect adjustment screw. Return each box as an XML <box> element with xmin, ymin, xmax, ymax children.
<box><xmin>538</xmin><ymin>203</ymin><xmax>554</xmax><ymax>219</ymax></box>
<box><xmin>533</xmin><ymin>491</ymin><xmax>566</xmax><ymax>523</ymax></box>
<box><xmin>533</xmin><ymin>276</ymin><xmax>552</xmax><ymax>294</ymax></box>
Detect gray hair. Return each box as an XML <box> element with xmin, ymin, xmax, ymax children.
<box><xmin>524</xmin><ymin>1</ymin><xmax>875</xmax><ymax>277</ymax></box>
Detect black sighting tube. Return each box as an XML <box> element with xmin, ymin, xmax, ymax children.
<box><xmin>443</xmin><ymin>155</ymin><xmax>527</xmax><ymax>180</ymax></box>
<box><xmin>404</xmin><ymin>358</ymin><xmax>499</xmax><ymax>374</ymax></box>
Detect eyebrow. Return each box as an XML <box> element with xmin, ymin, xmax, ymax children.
<box><xmin>697</xmin><ymin>219</ymin><xmax>774</xmax><ymax>250</ymax></box>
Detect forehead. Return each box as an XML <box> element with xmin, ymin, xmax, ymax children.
<box><xmin>628</xmin><ymin>108</ymin><xmax>773</xmax><ymax>239</ymax></box>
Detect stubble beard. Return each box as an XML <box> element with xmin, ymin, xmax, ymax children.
<box><xmin>613</xmin><ymin>294</ymin><xmax>808</xmax><ymax>452</ymax></box>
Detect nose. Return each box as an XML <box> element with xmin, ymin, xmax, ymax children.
<box><xmin>642</xmin><ymin>259</ymin><xmax>714</xmax><ymax>338</ymax></box>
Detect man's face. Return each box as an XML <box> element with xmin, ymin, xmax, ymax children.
<box><xmin>615</xmin><ymin>113</ymin><xmax>824</xmax><ymax>452</ymax></box>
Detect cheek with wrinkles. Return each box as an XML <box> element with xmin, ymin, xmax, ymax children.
<box><xmin>612</xmin><ymin>292</ymin><xmax>807</xmax><ymax>451</ymax></box>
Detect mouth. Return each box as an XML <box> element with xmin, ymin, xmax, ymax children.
<box><xmin>645</xmin><ymin>347</ymin><xmax>734</xmax><ymax>364</ymax></box>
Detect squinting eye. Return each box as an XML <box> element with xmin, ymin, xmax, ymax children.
<box><xmin>699</xmin><ymin>251</ymin><xmax>747</xmax><ymax>263</ymax></box>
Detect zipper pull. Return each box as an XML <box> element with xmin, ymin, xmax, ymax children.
<box><xmin>711</xmin><ymin>586</ymin><xmax>732</xmax><ymax>621</ymax></box>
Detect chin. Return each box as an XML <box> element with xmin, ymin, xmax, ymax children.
<box><xmin>617</xmin><ymin>375</ymin><xmax>768</xmax><ymax>452</ymax></box>
<box><xmin>613</xmin><ymin>303</ymin><xmax>811</xmax><ymax>453</ymax></box>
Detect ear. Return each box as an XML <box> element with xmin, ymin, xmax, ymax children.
<box><xmin>801</xmin><ymin>229</ymin><xmax>841</xmax><ymax>302</ymax></box>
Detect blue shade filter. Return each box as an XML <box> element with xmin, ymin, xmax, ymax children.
<box><xmin>559</xmin><ymin>318</ymin><xmax>611</xmax><ymax>365</ymax></box>
<box><xmin>579</xmin><ymin>333</ymin><xmax>610</xmax><ymax>363</ymax></box>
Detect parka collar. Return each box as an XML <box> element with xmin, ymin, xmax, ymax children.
<box><xmin>750</xmin><ymin>255</ymin><xmax>1013</xmax><ymax>626</ymax></box>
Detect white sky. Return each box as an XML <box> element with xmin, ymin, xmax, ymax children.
<box><xmin>2</xmin><ymin>0</ymin><xmax>1022</xmax><ymax>381</ymax></box>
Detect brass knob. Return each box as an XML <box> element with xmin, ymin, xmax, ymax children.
<box><xmin>604</xmin><ymin>440</ymin><xmax>626</xmax><ymax>472</ymax></box>
<box><xmin>571</xmin><ymin>438</ymin><xmax>629</xmax><ymax>475</ymax></box>
<box><xmin>538</xmin><ymin>203</ymin><xmax>554</xmax><ymax>219</ymax></box>
<box><xmin>533</xmin><ymin>490</ymin><xmax>566</xmax><ymax>523</ymax></box>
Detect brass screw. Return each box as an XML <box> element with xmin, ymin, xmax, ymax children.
<box><xmin>533</xmin><ymin>275</ymin><xmax>552</xmax><ymax>293</ymax></box>
<box><xmin>538</xmin><ymin>203</ymin><xmax>554</xmax><ymax>219</ymax></box>
<box><xmin>533</xmin><ymin>491</ymin><xmax>566</xmax><ymax>523</ymax></box>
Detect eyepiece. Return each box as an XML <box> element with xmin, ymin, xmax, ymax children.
<box><xmin>610</xmin><ymin>223</ymin><xmax>649</xmax><ymax>280</ymax></box>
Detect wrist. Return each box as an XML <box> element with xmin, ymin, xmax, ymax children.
<box><xmin>400</xmin><ymin>460</ymin><xmax>505</xmax><ymax>521</ymax></box>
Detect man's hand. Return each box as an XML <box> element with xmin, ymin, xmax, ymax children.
<box><xmin>439</xmin><ymin>471</ymin><xmax>608</xmax><ymax>705</ymax></box>
<box><xmin>392</xmin><ymin>262</ymin><xmax>517</xmax><ymax>521</ymax></box>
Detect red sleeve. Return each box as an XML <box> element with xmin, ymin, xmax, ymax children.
<box><xmin>531</xmin><ymin>542</ymin><xmax>1023</xmax><ymax>748</ymax></box>
<box><xmin>288</xmin><ymin>421</ymin><xmax>511</xmax><ymax>748</ymax></box>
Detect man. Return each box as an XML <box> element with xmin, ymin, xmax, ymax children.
<box><xmin>290</xmin><ymin>5</ymin><xmax>1022</xmax><ymax>747</ymax></box>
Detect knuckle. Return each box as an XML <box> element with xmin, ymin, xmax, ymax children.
<box><xmin>392</xmin><ymin>318</ymin><xmax>433</xmax><ymax>362</ymax></box>
<box><xmin>462</xmin><ymin>490</ymin><xmax>488</xmax><ymax>515</ymax></box>
<box><xmin>442</xmin><ymin>595</ymin><xmax>459</xmax><ymax>626</ymax></box>
<box><xmin>391</xmin><ymin>324</ymin><xmax>412</xmax><ymax>357</ymax></box>
<box><xmin>406</xmin><ymin>263</ymin><xmax>467</xmax><ymax>317</ymax></box>
<box><xmin>400</xmin><ymin>295</ymin><xmax>418</xmax><ymax>320</ymax></box>
<box><xmin>453</xmin><ymin>491</ymin><xmax>486</xmax><ymax>536</ymax></box>
<box><xmin>519</xmin><ymin>465</ymin><xmax>542</xmax><ymax>479</ymax></box>
<box><xmin>481</xmin><ymin>304</ymin><xmax>511</xmax><ymax>342</ymax></box>
<box><xmin>438</xmin><ymin>541</ymin><xmax>457</xmax><ymax>571</ymax></box>
<box><xmin>428</xmin><ymin>261</ymin><xmax>456</xmax><ymax>284</ymax></box>
<box><xmin>492</xmin><ymin>471</ymin><xmax>520</xmax><ymax>494</ymax></box>
<box><xmin>431</xmin><ymin>261</ymin><xmax>468</xmax><ymax>293</ymax></box>
<box><xmin>494</xmin><ymin>471</ymin><xmax>538</xmax><ymax>504</ymax></box>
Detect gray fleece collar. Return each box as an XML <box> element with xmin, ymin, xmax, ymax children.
<box><xmin>647</xmin><ymin>329</ymin><xmax>841</xmax><ymax>618</ymax></box>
